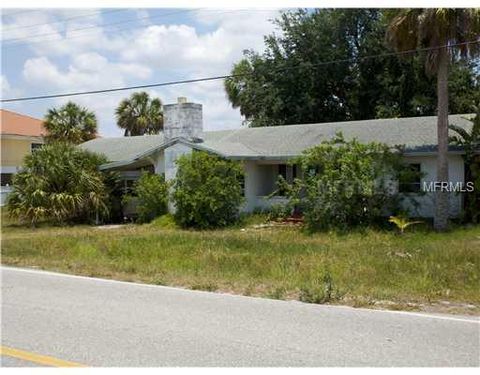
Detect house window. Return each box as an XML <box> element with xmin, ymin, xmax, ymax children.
<box><xmin>238</xmin><ymin>174</ymin><xmax>245</xmax><ymax>196</ymax></box>
<box><xmin>399</xmin><ymin>163</ymin><xmax>421</xmax><ymax>193</ymax></box>
<box><xmin>31</xmin><ymin>143</ymin><xmax>43</xmax><ymax>152</ymax></box>
<box><xmin>1</xmin><ymin>173</ymin><xmax>13</xmax><ymax>186</ymax></box>
<box><xmin>277</xmin><ymin>164</ymin><xmax>299</xmax><ymax>196</ymax></box>
<box><xmin>278</xmin><ymin>164</ymin><xmax>298</xmax><ymax>183</ymax></box>
<box><xmin>123</xmin><ymin>179</ymin><xmax>137</xmax><ymax>195</ymax></box>
<box><xmin>278</xmin><ymin>164</ymin><xmax>287</xmax><ymax>181</ymax></box>
<box><xmin>293</xmin><ymin>164</ymin><xmax>297</xmax><ymax>180</ymax></box>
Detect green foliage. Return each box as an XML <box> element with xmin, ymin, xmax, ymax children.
<box><xmin>3</xmin><ymin>213</ymin><xmax>480</xmax><ymax>311</ymax></box>
<box><xmin>44</xmin><ymin>102</ymin><xmax>98</xmax><ymax>144</ymax></box>
<box><xmin>6</xmin><ymin>142</ymin><xmax>109</xmax><ymax>226</ymax></box>
<box><xmin>265</xmin><ymin>204</ymin><xmax>291</xmax><ymax>221</ymax></box>
<box><xmin>237</xmin><ymin>213</ymin><xmax>270</xmax><ymax>227</ymax></box>
<box><xmin>173</xmin><ymin>152</ymin><xmax>245</xmax><ymax>229</ymax></box>
<box><xmin>133</xmin><ymin>173</ymin><xmax>169</xmax><ymax>223</ymax></box>
<box><xmin>116</xmin><ymin>91</ymin><xmax>163</xmax><ymax>136</ymax></box>
<box><xmin>225</xmin><ymin>9</ymin><xmax>479</xmax><ymax>127</ymax></box>
<box><xmin>386</xmin><ymin>9</ymin><xmax>480</xmax><ymax>231</ymax></box>
<box><xmin>389</xmin><ymin>215</ymin><xmax>423</xmax><ymax>234</ymax></box>
<box><xmin>280</xmin><ymin>133</ymin><xmax>409</xmax><ymax>231</ymax></box>
<box><xmin>386</xmin><ymin>9</ymin><xmax>480</xmax><ymax>76</ymax></box>
<box><xmin>299</xmin><ymin>271</ymin><xmax>341</xmax><ymax>304</ymax></box>
<box><xmin>101</xmin><ymin>170</ymin><xmax>124</xmax><ymax>224</ymax></box>
<box><xmin>450</xmin><ymin>109</ymin><xmax>480</xmax><ymax>223</ymax></box>
<box><xmin>150</xmin><ymin>214</ymin><xmax>178</xmax><ymax>229</ymax></box>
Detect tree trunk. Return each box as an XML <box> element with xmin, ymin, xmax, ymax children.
<box><xmin>434</xmin><ymin>47</ymin><xmax>449</xmax><ymax>231</ymax></box>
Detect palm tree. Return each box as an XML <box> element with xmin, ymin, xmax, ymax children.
<box><xmin>386</xmin><ymin>9</ymin><xmax>480</xmax><ymax>231</ymax></box>
<box><xmin>7</xmin><ymin>142</ymin><xmax>109</xmax><ymax>226</ymax></box>
<box><xmin>44</xmin><ymin>102</ymin><xmax>97</xmax><ymax>144</ymax></box>
<box><xmin>115</xmin><ymin>92</ymin><xmax>163</xmax><ymax>136</ymax></box>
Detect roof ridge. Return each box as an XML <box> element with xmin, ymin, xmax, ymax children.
<box><xmin>215</xmin><ymin>113</ymin><xmax>473</xmax><ymax>132</ymax></box>
<box><xmin>0</xmin><ymin>108</ymin><xmax>43</xmax><ymax>122</ymax></box>
<box><xmin>83</xmin><ymin>113</ymin><xmax>473</xmax><ymax>140</ymax></box>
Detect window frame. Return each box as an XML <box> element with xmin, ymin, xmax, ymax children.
<box><xmin>30</xmin><ymin>143</ymin><xmax>43</xmax><ymax>153</ymax></box>
<box><xmin>398</xmin><ymin>163</ymin><xmax>422</xmax><ymax>194</ymax></box>
<box><xmin>1</xmin><ymin>173</ymin><xmax>14</xmax><ymax>187</ymax></box>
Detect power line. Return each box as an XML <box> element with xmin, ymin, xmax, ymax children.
<box><xmin>2</xmin><ymin>9</ymin><xmax>127</xmax><ymax>32</ymax></box>
<box><xmin>2</xmin><ymin>40</ymin><xmax>478</xmax><ymax>104</ymax></box>
<box><xmin>1</xmin><ymin>9</ymin><xmax>39</xmax><ymax>18</ymax></box>
<box><xmin>1</xmin><ymin>9</ymin><xmax>275</xmax><ymax>50</ymax></box>
<box><xmin>2</xmin><ymin>8</ymin><xmax>201</xmax><ymax>46</ymax></box>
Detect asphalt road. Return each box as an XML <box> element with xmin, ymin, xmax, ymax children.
<box><xmin>1</xmin><ymin>266</ymin><xmax>479</xmax><ymax>367</ymax></box>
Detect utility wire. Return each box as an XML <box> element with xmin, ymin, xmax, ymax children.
<box><xmin>2</xmin><ymin>40</ymin><xmax>478</xmax><ymax>103</ymax></box>
<box><xmin>1</xmin><ymin>9</ymin><xmax>39</xmax><ymax>18</ymax></box>
<box><xmin>2</xmin><ymin>9</ymin><xmax>127</xmax><ymax>32</ymax></box>
<box><xmin>2</xmin><ymin>8</ymin><xmax>201</xmax><ymax>45</ymax></box>
<box><xmin>2</xmin><ymin>8</ymin><xmax>274</xmax><ymax>49</ymax></box>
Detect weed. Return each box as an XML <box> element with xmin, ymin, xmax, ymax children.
<box><xmin>2</xmin><ymin>211</ymin><xmax>479</xmax><ymax>313</ymax></box>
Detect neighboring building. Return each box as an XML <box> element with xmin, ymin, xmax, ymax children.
<box><xmin>80</xmin><ymin>98</ymin><xmax>475</xmax><ymax>218</ymax></box>
<box><xmin>1</xmin><ymin>109</ymin><xmax>46</xmax><ymax>205</ymax></box>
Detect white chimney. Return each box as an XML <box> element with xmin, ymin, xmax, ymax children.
<box><xmin>163</xmin><ymin>97</ymin><xmax>203</xmax><ymax>142</ymax></box>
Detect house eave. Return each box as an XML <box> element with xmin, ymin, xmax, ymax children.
<box><xmin>98</xmin><ymin>140</ymin><xmax>469</xmax><ymax>170</ymax></box>
<box><xmin>99</xmin><ymin>137</ymin><xmax>228</xmax><ymax>170</ymax></box>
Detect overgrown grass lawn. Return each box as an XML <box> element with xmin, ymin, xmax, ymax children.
<box><xmin>2</xmin><ymin>216</ymin><xmax>479</xmax><ymax>314</ymax></box>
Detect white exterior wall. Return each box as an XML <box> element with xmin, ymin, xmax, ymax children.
<box><xmin>242</xmin><ymin>161</ymin><xmax>288</xmax><ymax>212</ymax></box>
<box><xmin>0</xmin><ymin>186</ymin><xmax>13</xmax><ymax>206</ymax></box>
<box><xmin>1</xmin><ymin>166</ymin><xmax>20</xmax><ymax>206</ymax></box>
<box><xmin>241</xmin><ymin>155</ymin><xmax>466</xmax><ymax>217</ymax></box>
<box><xmin>153</xmin><ymin>152</ymin><xmax>165</xmax><ymax>175</ymax></box>
<box><xmin>400</xmin><ymin>154</ymin><xmax>465</xmax><ymax>218</ymax></box>
<box><xmin>164</xmin><ymin>144</ymin><xmax>192</xmax><ymax>182</ymax></box>
<box><xmin>148</xmin><ymin>149</ymin><xmax>466</xmax><ymax>218</ymax></box>
<box><xmin>164</xmin><ymin>144</ymin><xmax>192</xmax><ymax>212</ymax></box>
<box><xmin>243</xmin><ymin>161</ymin><xmax>261</xmax><ymax>212</ymax></box>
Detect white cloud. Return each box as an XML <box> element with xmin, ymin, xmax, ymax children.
<box><xmin>117</xmin><ymin>9</ymin><xmax>280</xmax><ymax>75</ymax></box>
<box><xmin>0</xmin><ymin>74</ymin><xmax>24</xmax><ymax>99</ymax></box>
<box><xmin>21</xmin><ymin>54</ymin><xmax>153</xmax><ymax>136</ymax></box>
<box><xmin>23</xmin><ymin>54</ymin><xmax>152</xmax><ymax>91</ymax></box>
<box><xmin>2</xmin><ymin>9</ymin><xmax>118</xmax><ymax>57</ymax></box>
<box><xmin>6</xmin><ymin>8</ymin><xmax>282</xmax><ymax>136</ymax></box>
<box><xmin>71</xmin><ymin>52</ymin><xmax>109</xmax><ymax>71</ymax></box>
<box><xmin>1</xmin><ymin>75</ymin><xmax>11</xmax><ymax>96</ymax></box>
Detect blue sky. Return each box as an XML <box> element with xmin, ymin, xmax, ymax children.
<box><xmin>1</xmin><ymin>8</ymin><xmax>281</xmax><ymax>136</ymax></box>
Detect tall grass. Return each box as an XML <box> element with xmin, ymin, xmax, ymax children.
<box><xmin>2</xmin><ymin>216</ymin><xmax>479</xmax><ymax>312</ymax></box>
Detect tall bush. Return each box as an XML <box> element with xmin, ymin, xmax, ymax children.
<box><xmin>173</xmin><ymin>152</ymin><xmax>244</xmax><ymax>229</ymax></box>
<box><xmin>449</xmin><ymin>109</ymin><xmax>480</xmax><ymax>223</ymax></box>
<box><xmin>7</xmin><ymin>142</ymin><xmax>110</xmax><ymax>226</ymax></box>
<box><xmin>281</xmin><ymin>134</ymin><xmax>408</xmax><ymax>231</ymax></box>
<box><xmin>133</xmin><ymin>173</ymin><xmax>169</xmax><ymax>223</ymax></box>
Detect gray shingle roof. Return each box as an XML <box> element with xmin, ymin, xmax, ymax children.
<box><xmin>79</xmin><ymin>114</ymin><xmax>474</xmax><ymax>165</ymax></box>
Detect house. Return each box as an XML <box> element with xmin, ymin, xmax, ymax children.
<box><xmin>0</xmin><ymin>109</ymin><xmax>46</xmax><ymax>205</ymax></box>
<box><xmin>80</xmin><ymin>97</ymin><xmax>474</xmax><ymax>218</ymax></box>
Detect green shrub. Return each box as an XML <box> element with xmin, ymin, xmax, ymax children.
<box><xmin>134</xmin><ymin>173</ymin><xmax>169</xmax><ymax>223</ymax></box>
<box><xmin>150</xmin><ymin>214</ymin><xmax>178</xmax><ymax>229</ymax></box>
<box><xmin>173</xmin><ymin>151</ymin><xmax>245</xmax><ymax>229</ymax></box>
<box><xmin>281</xmin><ymin>133</ymin><xmax>411</xmax><ymax>231</ymax></box>
<box><xmin>449</xmin><ymin>109</ymin><xmax>480</xmax><ymax>224</ymax></box>
<box><xmin>299</xmin><ymin>271</ymin><xmax>340</xmax><ymax>304</ymax></box>
<box><xmin>238</xmin><ymin>213</ymin><xmax>270</xmax><ymax>227</ymax></box>
<box><xmin>266</xmin><ymin>204</ymin><xmax>291</xmax><ymax>221</ymax></box>
<box><xmin>7</xmin><ymin>142</ymin><xmax>110</xmax><ymax>226</ymax></box>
